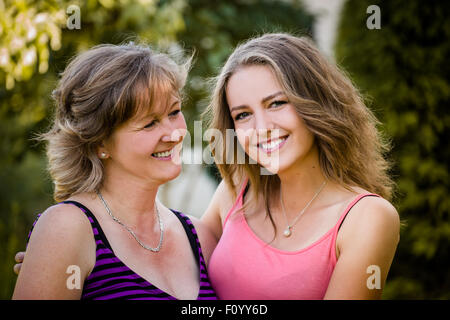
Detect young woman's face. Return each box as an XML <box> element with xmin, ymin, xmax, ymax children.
<box><xmin>103</xmin><ymin>92</ymin><xmax>186</xmax><ymax>185</ymax></box>
<box><xmin>226</xmin><ymin>65</ymin><xmax>316</xmax><ymax>174</ymax></box>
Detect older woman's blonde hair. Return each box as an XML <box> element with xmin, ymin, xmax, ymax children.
<box><xmin>204</xmin><ymin>33</ymin><xmax>394</xmax><ymax>229</ymax></box>
<box><xmin>40</xmin><ymin>42</ymin><xmax>191</xmax><ymax>202</ymax></box>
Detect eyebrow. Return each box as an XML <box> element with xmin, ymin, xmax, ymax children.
<box><xmin>151</xmin><ymin>99</ymin><xmax>180</xmax><ymax>116</ymax></box>
<box><xmin>138</xmin><ymin>99</ymin><xmax>180</xmax><ymax>121</ymax></box>
<box><xmin>230</xmin><ymin>91</ymin><xmax>284</xmax><ymax>113</ymax></box>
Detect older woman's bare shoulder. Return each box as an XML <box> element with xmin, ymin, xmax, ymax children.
<box><xmin>31</xmin><ymin>201</ymin><xmax>95</xmax><ymax>245</ymax></box>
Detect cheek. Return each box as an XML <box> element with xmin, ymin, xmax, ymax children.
<box><xmin>288</xmin><ymin>120</ymin><xmax>316</xmax><ymax>161</ymax></box>
<box><xmin>172</xmin><ymin>114</ymin><xmax>187</xmax><ymax>140</ymax></box>
<box><xmin>130</xmin><ymin>135</ymin><xmax>159</xmax><ymax>155</ymax></box>
<box><xmin>294</xmin><ymin>117</ymin><xmax>314</xmax><ymax>142</ymax></box>
<box><xmin>235</xmin><ymin>135</ymin><xmax>249</xmax><ymax>159</ymax></box>
<box><xmin>178</xmin><ymin>113</ymin><xmax>187</xmax><ymax>130</ymax></box>
<box><xmin>235</xmin><ymin>129</ymin><xmax>263</xmax><ymax>166</ymax></box>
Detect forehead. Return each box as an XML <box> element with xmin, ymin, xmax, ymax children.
<box><xmin>133</xmin><ymin>79</ymin><xmax>180</xmax><ymax>121</ymax></box>
<box><xmin>226</xmin><ymin>65</ymin><xmax>283</xmax><ymax>106</ymax></box>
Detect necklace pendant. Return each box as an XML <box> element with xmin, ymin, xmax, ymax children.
<box><xmin>283</xmin><ymin>226</ymin><xmax>292</xmax><ymax>237</ymax></box>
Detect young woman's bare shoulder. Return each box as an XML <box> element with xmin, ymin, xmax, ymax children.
<box><xmin>339</xmin><ymin>195</ymin><xmax>400</xmax><ymax>248</ymax></box>
<box><xmin>216</xmin><ymin>180</ymin><xmax>237</xmax><ymax>212</ymax></box>
<box><xmin>325</xmin><ymin>195</ymin><xmax>400</xmax><ymax>299</ymax></box>
<box><xmin>352</xmin><ymin>195</ymin><xmax>398</xmax><ymax>224</ymax></box>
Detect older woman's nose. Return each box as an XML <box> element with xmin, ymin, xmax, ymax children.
<box><xmin>161</xmin><ymin>128</ymin><xmax>185</xmax><ymax>143</ymax></box>
<box><xmin>160</xmin><ymin>117</ymin><xmax>186</xmax><ymax>143</ymax></box>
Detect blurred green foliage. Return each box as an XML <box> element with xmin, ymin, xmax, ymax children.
<box><xmin>0</xmin><ymin>0</ymin><xmax>186</xmax><ymax>89</ymax></box>
<box><xmin>0</xmin><ymin>0</ymin><xmax>65</xmax><ymax>89</ymax></box>
<box><xmin>0</xmin><ymin>0</ymin><xmax>186</xmax><ymax>299</ymax></box>
<box><xmin>0</xmin><ymin>0</ymin><xmax>312</xmax><ymax>299</ymax></box>
<box><xmin>336</xmin><ymin>0</ymin><xmax>450</xmax><ymax>299</ymax></box>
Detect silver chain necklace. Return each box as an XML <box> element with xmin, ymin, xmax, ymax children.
<box><xmin>280</xmin><ymin>181</ymin><xmax>327</xmax><ymax>237</ymax></box>
<box><xmin>97</xmin><ymin>190</ymin><xmax>164</xmax><ymax>252</ymax></box>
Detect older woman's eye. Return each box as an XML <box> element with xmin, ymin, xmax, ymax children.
<box><xmin>144</xmin><ymin>120</ymin><xmax>157</xmax><ymax>129</ymax></box>
<box><xmin>169</xmin><ymin>109</ymin><xmax>181</xmax><ymax>117</ymax></box>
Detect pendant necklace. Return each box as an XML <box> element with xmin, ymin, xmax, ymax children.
<box><xmin>280</xmin><ymin>180</ymin><xmax>327</xmax><ymax>237</ymax></box>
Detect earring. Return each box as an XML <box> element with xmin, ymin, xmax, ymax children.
<box><xmin>100</xmin><ymin>152</ymin><xmax>108</xmax><ymax>159</ymax></box>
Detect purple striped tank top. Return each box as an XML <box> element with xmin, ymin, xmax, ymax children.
<box><xmin>27</xmin><ymin>200</ymin><xmax>217</xmax><ymax>300</ymax></box>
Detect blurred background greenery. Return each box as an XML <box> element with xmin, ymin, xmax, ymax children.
<box><xmin>0</xmin><ymin>0</ymin><xmax>448</xmax><ymax>299</ymax></box>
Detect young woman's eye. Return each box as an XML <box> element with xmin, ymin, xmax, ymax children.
<box><xmin>270</xmin><ymin>100</ymin><xmax>287</xmax><ymax>108</ymax></box>
<box><xmin>235</xmin><ymin>112</ymin><xmax>250</xmax><ymax>121</ymax></box>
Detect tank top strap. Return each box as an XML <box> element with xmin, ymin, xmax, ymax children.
<box><xmin>330</xmin><ymin>193</ymin><xmax>381</xmax><ymax>264</ymax></box>
<box><xmin>222</xmin><ymin>178</ymin><xmax>249</xmax><ymax>228</ymax></box>
<box><xmin>335</xmin><ymin>193</ymin><xmax>381</xmax><ymax>232</ymax></box>
<box><xmin>26</xmin><ymin>200</ymin><xmax>109</xmax><ymax>248</ymax></box>
<box><xmin>60</xmin><ymin>200</ymin><xmax>115</xmax><ymax>250</ymax></box>
<box><xmin>27</xmin><ymin>213</ymin><xmax>42</xmax><ymax>245</ymax></box>
<box><xmin>170</xmin><ymin>209</ymin><xmax>202</xmax><ymax>267</ymax></box>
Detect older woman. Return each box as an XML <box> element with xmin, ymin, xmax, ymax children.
<box><xmin>12</xmin><ymin>43</ymin><xmax>217</xmax><ymax>300</ymax></box>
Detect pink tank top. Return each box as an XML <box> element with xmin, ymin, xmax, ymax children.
<box><xmin>208</xmin><ymin>180</ymin><xmax>379</xmax><ymax>300</ymax></box>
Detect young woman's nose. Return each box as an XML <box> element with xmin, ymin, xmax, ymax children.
<box><xmin>253</xmin><ymin>110</ymin><xmax>275</xmax><ymax>141</ymax></box>
<box><xmin>254</xmin><ymin>109</ymin><xmax>275</xmax><ymax>131</ymax></box>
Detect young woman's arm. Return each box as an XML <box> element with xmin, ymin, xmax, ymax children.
<box><xmin>12</xmin><ymin>204</ymin><xmax>95</xmax><ymax>299</ymax></box>
<box><xmin>189</xmin><ymin>216</ymin><xmax>218</xmax><ymax>265</ymax></box>
<box><xmin>200</xmin><ymin>180</ymin><xmax>232</xmax><ymax>242</ymax></box>
<box><xmin>324</xmin><ymin>197</ymin><xmax>400</xmax><ymax>299</ymax></box>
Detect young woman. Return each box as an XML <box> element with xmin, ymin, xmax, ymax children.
<box><xmin>12</xmin><ymin>43</ymin><xmax>217</xmax><ymax>300</ymax></box>
<box><xmin>201</xmin><ymin>33</ymin><xmax>400</xmax><ymax>299</ymax></box>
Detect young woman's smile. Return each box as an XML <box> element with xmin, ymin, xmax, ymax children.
<box><xmin>256</xmin><ymin>135</ymin><xmax>289</xmax><ymax>154</ymax></box>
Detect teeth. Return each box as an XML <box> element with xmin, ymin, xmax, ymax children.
<box><xmin>260</xmin><ymin>137</ymin><xmax>286</xmax><ymax>150</ymax></box>
<box><xmin>152</xmin><ymin>149</ymin><xmax>173</xmax><ymax>158</ymax></box>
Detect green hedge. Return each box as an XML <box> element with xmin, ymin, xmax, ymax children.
<box><xmin>335</xmin><ymin>0</ymin><xmax>450</xmax><ymax>299</ymax></box>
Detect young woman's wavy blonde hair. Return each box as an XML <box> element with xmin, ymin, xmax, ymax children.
<box><xmin>40</xmin><ymin>42</ymin><xmax>191</xmax><ymax>202</ymax></box>
<box><xmin>204</xmin><ymin>33</ymin><xmax>394</xmax><ymax>227</ymax></box>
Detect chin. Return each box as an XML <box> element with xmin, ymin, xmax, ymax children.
<box><xmin>258</xmin><ymin>156</ymin><xmax>295</xmax><ymax>176</ymax></box>
<box><xmin>162</xmin><ymin>165</ymin><xmax>182</xmax><ymax>182</ymax></box>
<box><xmin>147</xmin><ymin>161</ymin><xmax>182</xmax><ymax>184</ymax></box>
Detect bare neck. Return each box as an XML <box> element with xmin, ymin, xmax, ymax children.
<box><xmin>276</xmin><ymin>147</ymin><xmax>328</xmax><ymax>216</ymax></box>
<box><xmin>98</xmin><ymin>170</ymin><xmax>161</xmax><ymax>228</ymax></box>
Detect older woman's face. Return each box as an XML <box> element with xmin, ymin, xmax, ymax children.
<box><xmin>102</xmin><ymin>92</ymin><xmax>186</xmax><ymax>185</ymax></box>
